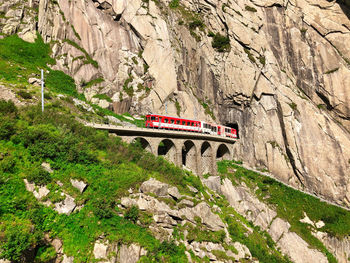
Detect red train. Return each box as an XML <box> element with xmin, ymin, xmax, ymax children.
<box><xmin>145</xmin><ymin>114</ymin><xmax>237</xmax><ymax>138</ymax></box>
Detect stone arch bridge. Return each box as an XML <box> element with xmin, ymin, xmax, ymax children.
<box><xmin>90</xmin><ymin>124</ymin><xmax>237</xmax><ymax>175</ymax></box>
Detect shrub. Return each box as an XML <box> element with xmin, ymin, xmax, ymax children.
<box><xmin>169</xmin><ymin>0</ymin><xmax>179</xmax><ymax>8</ymax></box>
<box><xmin>245</xmin><ymin>5</ymin><xmax>257</xmax><ymax>12</ymax></box>
<box><xmin>207</xmin><ymin>31</ymin><xmax>215</xmax><ymax>37</ymax></box>
<box><xmin>91</xmin><ymin>198</ymin><xmax>115</xmax><ymax>219</ymax></box>
<box><xmin>0</xmin><ymin>154</ymin><xmax>16</xmax><ymax>173</ymax></box>
<box><xmin>27</xmin><ymin>167</ymin><xmax>52</xmax><ymax>186</ymax></box>
<box><xmin>0</xmin><ymin>116</ymin><xmax>17</xmax><ymax>140</ymax></box>
<box><xmin>34</xmin><ymin>245</ymin><xmax>57</xmax><ymax>262</ymax></box>
<box><xmin>189</xmin><ymin>19</ymin><xmax>204</xmax><ymax>31</ymax></box>
<box><xmin>124</xmin><ymin>205</ymin><xmax>139</xmax><ymax>223</ymax></box>
<box><xmin>0</xmin><ymin>222</ymin><xmax>33</xmax><ymax>262</ymax></box>
<box><xmin>212</xmin><ymin>33</ymin><xmax>230</xmax><ymax>52</ymax></box>
<box><xmin>259</xmin><ymin>55</ymin><xmax>266</xmax><ymax>65</ymax></box>
<box><xmin>17</xmin><ymin>90</ymin><xmax>32</xmax><ymax>99</ymax></box>
<box><xmin>0</xmin><ymin>99</ymin><xmax>17</xmax><ymax>115</ymax></box>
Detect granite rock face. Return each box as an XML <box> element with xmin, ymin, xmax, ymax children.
<box><xmin>1</xmin><ymin>0</ymin><xmax>350</xmax><ymax>207</ymax></box>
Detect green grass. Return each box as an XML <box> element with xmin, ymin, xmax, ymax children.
<box><xmin>63</xmin><ymin>39</ymin><xmax>98</xmax><ymax>69</ymax></box>
<box><xmin>0</xmin><ymin>100</ymin><xmax>201</xmax><ymax>262</ymax></box>
<box><xmin>81</xmin><ymin>77</ymin><xmax>104</xmax><ymax>89</ymax></box>
<box><xmin>218</xmin><ymin>161</ymin><xmax>350</xmax><ymax>263</ymax></box>
<box><xmin>0</xmin><ymin>34</ymin><xmax>84</xmax><ymax>100</ymax></box>
<box><xmin>245</xmin><ymin>5</ymin><xmax>257</xmax><ymax>12</ymax></box>
<box><xmin>244</xmin><ymin>48</ymin><xmax>256</xmax><ymax>63</ymax></box>
<box><xmin>92</xmin><ymin>93</ymin><xmax>112</xmax><ymax>102</ymax></box>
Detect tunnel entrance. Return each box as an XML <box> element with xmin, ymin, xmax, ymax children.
<box><xmin>182</xmin><ymin>140</ymin><xmax>197</xmax><ymax>173</ymax></box>
<box><xmin>216</xmin><ymin>144</ymin><xmax>230</xmax><ymax>160</ymax></box>
<box><xmin>224</xmin><ymin>122</ymin><xmax>239</xmax><ymax>139</ymax></box>
<box><xmin>157</xmin><ymin>139</ymin><xmax>176</xmax><ymax>163</ymax></box>
<box><xmin>132</xmin><ymin>137</ymin><xmax>152</xmax><ymax>153</ymax></box>
<box><xmin>200</xmin><ymin>141</ymin><xmax>213</xmax><ymax>175</ymax></box>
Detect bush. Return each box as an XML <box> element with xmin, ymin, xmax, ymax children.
<box><xmin>0</xmin><ymin>99</ymin><xmax>17</xmax><ymax>116</ymax></box>
<box><xmin>124</xmin><ymin>205</ymin><xmax>139</xmax><ymax>223</ymax></box>
<box><xmin>189</xmin><ymin>19</ymin><xmax>204</xmax><ymax>30</ymax></box>
<box><xmin>91</xmin><ymin>198</ymin><xmax>115</xmax><ymax>219</ymax></box>
<box><xmin>34</xmin><ymin>245</ymin><xmax>57</xmax><ymax>263</ymax></box>
<box><xmin>17</xmin><ymin>90</ymin><xmax>32</xmax><ymax>99</ymax></box>
<box><xmin>211</xmin><ymin>33</ymin><xmax>230</xmax><ymax>52</ymax></box>
<box><xmin>0</xmin><ymin>222</ymin><xmax>33</xmax><ymax>262</ymax></box>
<box><xmin>27</xmin><ymin>167</ymin><xmax>52</xmax><ymax>186</ymax></box>
<box><xmin>0</xmin><ymin>116</ymin><xmax>17</xmax><ymax>140</ymax></box>
<box><xmin>245</xmin><ymin>5</ymin><xmax>257</xmax><ymax>12</ymax></box>
<box><xmin>169</xmin><ymin>0</ymin><xmax>179</xmax><ymax>8</ymax></box>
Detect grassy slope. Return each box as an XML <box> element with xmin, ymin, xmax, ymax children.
<box><xmin>0</xmin><ymin>34</ymin><xmax>145</xmax><ymax>127</ymax></box>
<box><xmin>0</xmin><ymin>35</ymin><xmax>187</xmax><ymax>262</ymax></box>
<box><xmin>0</xmin><ymin>100</ymin><xmax>197</xmax><ymax>262</ymax></box>
<box><xmin>218</xmin><ymin>161</ymin><xmax>350</xmax><ymax>263</ymax></box>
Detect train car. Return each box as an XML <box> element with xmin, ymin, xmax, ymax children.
<box><xmin>145</xmin><ymin>114</ymin><xmax>237</xmax><ymax>138</ymax></box>
<box><xmin>223</xmin><ymin>127</ymin><xmax>237</xmax><ymax>138</ymax></box>
<box><xmin>145</xmin><ymin>114</ymin><xmax>201</xmax><ymax>132</ymax></box>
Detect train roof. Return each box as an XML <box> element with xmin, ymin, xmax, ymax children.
<box><xmin>145</xmin><ymin>114</ymin><xmax>200</xmax><ymax>123</ymax></box>
<box><xmin>145</xmin><ymin>114</ymin><xmax>236</xmax><ymax>130</ymax></box>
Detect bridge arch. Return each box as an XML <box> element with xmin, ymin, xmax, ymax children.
<box><xmin>200</xmin><ymin>141</ymin><xmax>213</xmax><ymax>175</ymax></box>
<box><xmin>131</xmin><ymin>137</ymin><xmax>153</xmax><ymax>153</ymax></box>
<box><xmin>157</xmin><ymin>139</ymin><xmax>177</xmax><ymax>164</ymax></box>
<box><xmin>216</xmin><ymin>144</ymin><xmax>231</xmax><ymax>161</ymax></box>
<box><xmin>182</xmin><ymin>140</ymin><xmax>197</xmax><ymax>173</ymax></box>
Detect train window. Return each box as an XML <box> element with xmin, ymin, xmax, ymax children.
<box><xmin>170</xmin><ymin>119</ymin><xmax>174</xmax><ymax>124</ymax></box>
<box><xmin>151</xmin><ymin>116</ymin><xmax>155</xmax><ymax>121</ymax></box>
<box><xmin>182</xmin><ymin>121</ymin><xmax>186</xmax><ymax>125</ymax></box>
<box><xmin>176</xmin><ymin>120</ymin><xmax>180</xmax><ymax>124</ymax></box>
<box><xmin>164</xmin><ymin>119</ymin><xmax>168</xmax><ymax>123</ymax></box>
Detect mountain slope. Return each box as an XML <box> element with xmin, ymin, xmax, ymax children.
<box><xmin>1</xmin><ymin>0</ymin><xmax>348</xmax><ymax>207</ymax></box>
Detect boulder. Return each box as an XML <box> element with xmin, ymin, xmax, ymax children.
<box><xmin>118</xmin><ymin>244</ymin><xmax>144</xmax><ymax>263</ymax></box>
<box><xmin>187</xmin><ymin>185</ymin><xmax>198</xmax><ymax>193</ymax></box>
<box><xmin>139</xmin><ymin>178</ymin><xmax>169</xmax><ymax>196</ymax></box>
<box><xmin>70</xmin><ymin>179</ymin><xmax>88</xmax><ymax>193</ymax></box>
<box><xmin>315</xmin><ymin>220</ymin><xmax>325</xmax><ymax>229</ymax></box>
<box><xmin>41</xmin><ymin>162</ymin><xmax>53</xmax><ymax>173</ymax></box>
<box><xmin>232</xmin><ymin>242</ymin><xmax>252</xmax><ymax>260</ymax></box>
<box><xmin>180</xmin><ymin>202</ymin><xmax>225</xmax><ymax>231</ymax></box>
<box><xmin>23</xmin><ymin>179</ymin><xmax>50</xmax><ymax>200</ymax></box>
<box><xmin>300</xmin><ymin>212</ymin><xmax>314</xmax><ymax>226</ymax></box>
<box><xmin>61</xmin><ymin>255</ymin><xmax>74</xmax><ymax>263</ymax></box>
<box><xmin>278</xmin><ymin>231</ymin><xmax>328</xmax><ymax>263</ymax></box>
<box><xmin>93</xmin><ymin>240</ymin><xmax>108</xmax><ymax>259</ymax></box>
<box><xmin>54</xmin><ymin>194</ymin><xmax>76</xmax><ymax>215</ymax></box>
<box><xmin>178</xmin><ymin>199</ymin><xmax>194</xmax><ymax>208</ymax></box>
<box><xmin>51</xmin><ymin>238</ymin><xmax>63</xmax><ymax>253</ymax></box>
<box><xmin>28</xmin><ymin>77</ymin><xmax>41</xmax><ymax>86</ymax></box>
<box><xmin>168</xmin><ymin>186</ymin><xmax>182</xmax><ymax>200</ymax></box>
<box><xmin>202</xmin><ymin>176</ymin><xmax>222</xmax><ymax>194</ymax></box>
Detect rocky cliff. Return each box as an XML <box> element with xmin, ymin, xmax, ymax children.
<box><xmin>1</xmin><ymin>0</ymin><xmax>350</xmax><ymax>207</ymax></box>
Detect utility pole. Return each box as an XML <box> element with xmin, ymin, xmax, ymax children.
<box><xmin>165</xmin><ymin>101</ymin><xmax>168</xmax><ymax>115</ymax></box>
<box><xmin>41</xmin><ymin>69</ymin><xmax>44</xmax><ymax>112</ymax></box>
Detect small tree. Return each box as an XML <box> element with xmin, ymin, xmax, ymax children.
<box><xmin>212</xmin><ymin>33</ymin><xmax>231</xmax><ymax>52</ymax></box>
<box><xmin>124</xmin><ymin>205</ymin><xmax>139</xmax><ymax>223</ymax></box>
